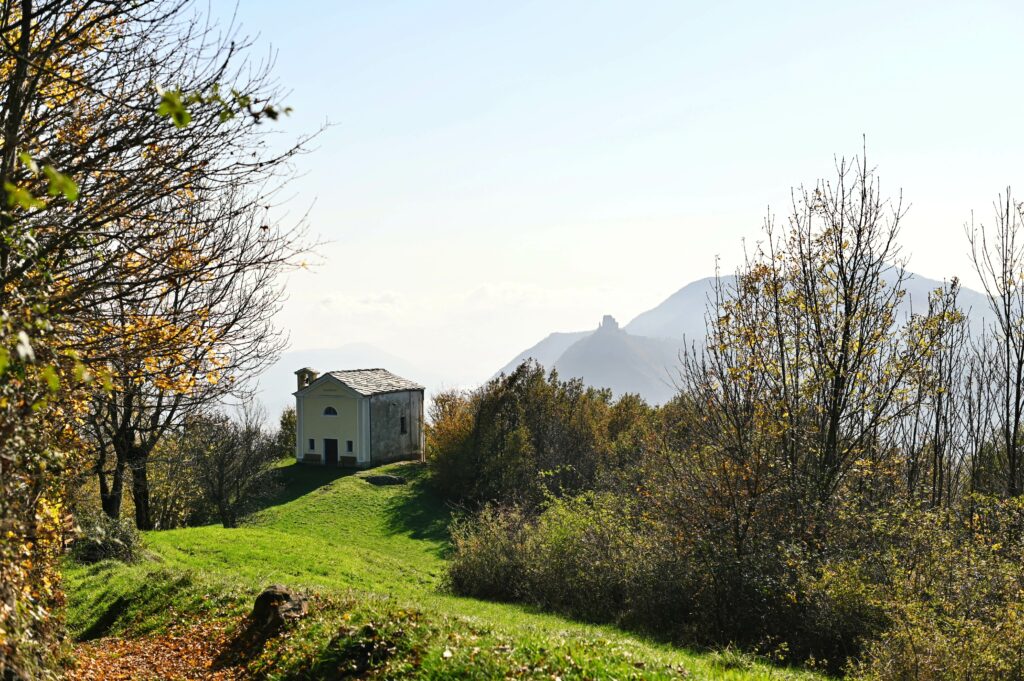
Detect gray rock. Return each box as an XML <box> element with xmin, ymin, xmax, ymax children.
<box><xmin>251</xmin><ymin>584</ymin><xmax>307</xmax><ymax>631</ymax></box>
<box><xmin>363</xmin><ymin>474</ymin><xmax>407</xmax><ymax>486</ymax></box>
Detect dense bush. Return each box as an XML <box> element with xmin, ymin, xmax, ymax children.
<box><xmin>846</xmin><ymin>498</ymin><xmax>1024</xmax><ymax>680</ymax></box>
<box><xmin>70</xmin><ymin>509</ymin><xmax>141</xmax><ymax>564</ymax></box>
<box><xmin>448</xmin><ymin>493</ymin><xmax>658</xmax><ymax>621</ymax></box>
<box><xmin>446</xmin><ymin>505</ymin><xmax>531</xmax><ymax>601</ymax></box>
<box><xmin>438</xmin><ymin>362</ymin><xmax>1024</xmax><ymax>674</ymax></box>
<box><xmin>447</xmin><ymin>492</ymin><xmax>798</xmax><ymax>656</ymax></box>
<box><xmin>428</xmin><ymin>361</ymin><xmax>654</xmax><ymax>507</ymax></box>
<box><xmin>448</xmin><ymin>487</ymin><xmax>1024</xmax><ymax>677</ymax></box>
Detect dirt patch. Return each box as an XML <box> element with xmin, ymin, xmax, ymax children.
<box><xmin>70</xmin><ymin>619</ymin><xmax>246</xmax><ymax>681</ymax></box>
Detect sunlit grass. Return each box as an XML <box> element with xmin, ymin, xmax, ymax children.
<box><xmin>64</xmin><ymin>461</ymin><xmax>825</xmax><ymax>679</ymax></box>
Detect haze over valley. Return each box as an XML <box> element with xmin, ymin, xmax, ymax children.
<box><xmin>260</xmin><ymin>269</ymin><xmax>994</xmax><ymax>412</ymax></box>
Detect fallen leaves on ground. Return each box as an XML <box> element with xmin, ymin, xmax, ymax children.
<box><xmin>70</xmin><ymin>619</ymin><xmax>246</xmax><ymax>681</ymax></box>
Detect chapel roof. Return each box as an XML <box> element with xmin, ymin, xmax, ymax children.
<box><xmin>323</xmin><ymin>368</ymin><xmax>424</xmax><ymax>396</ymax></box>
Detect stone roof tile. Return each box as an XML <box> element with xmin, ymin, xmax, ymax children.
<box><xmin>326</xmin><ymin>368</ymin><xmax>423</xmax><ymax>396</ymax></box>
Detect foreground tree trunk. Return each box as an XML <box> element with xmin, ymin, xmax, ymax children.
<box><xmin>218</xmin><ymin>500</ymin><xmax>237</xmax><ymax>529</ymax></box>
<box><xmin>98</xmin><ymin>456</ymin><xmax>126</xmax><ymax>519</ymax></box>
<box><xmin>128</xmin><ymin>453</ymin><xmax>153</xmax><ymax>530</ymax></box>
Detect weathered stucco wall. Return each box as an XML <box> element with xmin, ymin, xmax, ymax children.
<box><xmin>369</xmin><ymin>390</ymin><xmax>424</xmax><ymax>464</ymax></box>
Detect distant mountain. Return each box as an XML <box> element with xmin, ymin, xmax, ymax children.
<box><xmin>554</xmin><ymin>316</ymin><xmax>683</xmax><ymax>403</ymax></box>
<box><xmin>501</xmin><ymin>270</ymin><xmax>996</xmax><ymax>405</ymax></box>
<box><xmin>624</xmin><ymin>275</ymin><xmax>728</xmax><ymax>341</ymax></box>
<box><xmin>626</xmin><ymin>271</ymin><xmax>992</xmax><ymax>342</ymax></box>
<box><xmin>496</xmin><ymin>330</ymin><xmax>593</xmax><ymax>377</ymax></box>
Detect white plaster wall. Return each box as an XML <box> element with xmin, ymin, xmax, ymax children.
<box><xmin>296</xmin><ymin>380</ymin><xmax>363</xmax><ymax>463</ymax></box>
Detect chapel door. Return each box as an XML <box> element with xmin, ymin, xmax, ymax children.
<box><xmin>324</xmin><ymin>438</ymin><xmax>339</xmax><ymax>466</ymax></box>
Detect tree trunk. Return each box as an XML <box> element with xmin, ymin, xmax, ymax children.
<box><xmin>129</xmin><ymin>459</ymin><xmax>152</xmax><ymax>530</ymax></box>
<box><xmin>98</xmin><ymin>457</ymin><xmax>125</xmax><ymax>519</ymax></box>
<box><xmin>0</xmin><ymin>0</ymin><xmax>35</xmax><ymax>282</ymax></box>
<box><xmin>218</xmin><ymin>498</ymin><xmax>235</xmax><ymax>529</ymax></box>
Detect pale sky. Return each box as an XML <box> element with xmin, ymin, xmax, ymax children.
<box><xmin>225</xmin><ymin>0</ymin><xmax>1024</xmax><ymax>390</ymax></box>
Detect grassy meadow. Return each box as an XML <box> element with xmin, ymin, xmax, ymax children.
<box><xmin>64</xmin><ymin>461</ymin><xmax>825</xmax><ymax>680</ymax></box>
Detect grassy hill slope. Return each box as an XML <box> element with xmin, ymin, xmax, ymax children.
<box><xmin>65</xmin><ymin>462</ymin><xmax>824</xmax><ymax>680</ymax></box>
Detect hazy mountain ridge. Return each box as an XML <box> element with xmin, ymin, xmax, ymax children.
<box><xmin>256</xmin><ymin>273</ymin><xmax>997</xmax><ymax>418</ymax></box>
<box><xmin>624</xmin><ymin>275</ymin><xmax>728</xmax><ymax>341</ymax></box>
<box><xmin>496</xmin><ymin>330</ymin><xmax>594</xmax><ymax>377</ymax></box>
<box><xmin>553</xmin><ymin>316</ymin><xmax>683</xmax><ymax>404</ymax></box>
<box><xmin>501</xmin><ymin>271</ymin><xmax>996</xmax><ymax>405</ymax></box>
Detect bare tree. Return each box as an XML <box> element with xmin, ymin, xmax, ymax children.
<box><xmin>185</xmin><ymin>400</ymin><xmax>279</xmax><ymax>528</ymax></box>
<box><xmin>15</xmin><ymin>6</ymin><xmax>317</xmax><ymax>529</ymax></box>
<box><xmin>677</xmin><ymin>154</ymin><xmax>961</xmax><ymax>545</ymax></box>
<box><xmin>963</xmin><ymin>332</ymin><xmax>1000</xmax><ymax>496</ymax></box>
<box><xmin>967</xmin><ymin>190</ymin><xmax>1024</xmax><ymax>496</ymax></box>
<box><xmin>899</xmin><ymin>282</ymin><xmax>970</xmax><ymax>506</ymax></box>
<box><xmin>87</xmin><ymin>185</ymin><xmax>303</xmax><ymax>528</ymax></box>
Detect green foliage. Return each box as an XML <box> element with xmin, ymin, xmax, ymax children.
<box><xmin>273</xmin><ymin>405</ymin><xmax>297</xmax><ymax>459</ymax></box>
<box><xmin>447</xmin><ymin>491</ymin><xmax>727</xmax><ymax>648</ymax></box>
<box><xmin>846</xmin><ymin>497</ymin><xmax>1024</xmax><ymax>680</ymax></box>
<box><xmin>6</xmin><ymin>151</ymin><xmax>80</xmax><ymax>208</ymax></box>
<box><xmin>157</xmin><ymin>83</ymin><xmax>293</xmax><ymax>128</ymax></box>
<box><xmin>41</xmin><ymin>165</ymin><xmax>78</xmax><ymax>201</ymax></box>
<box><xmin>446</xmin><ymin>505</ymin><xmax>531</xmax><ymax>602</ymax></box>
<box><xmin>62</xmin><ymin>462</ymin><xmax>817</xmax><ymax>681</ymax></box>
<box><xmin>510</xmin><ymin>493</ymin><xmax>640</xmax><ymax>621</ymax></box>
<box><xmin>156</xmin><ymin>87</ymin><xmax>191</xmax><ymax>127</ymax></box>
<box><xmin>447</xmin><ymin>472</ymin><xmax>1024</xmax><ymax>676</ymax></box>
<box><xmin>4</xmin><ymin>180</ymin><xmax>45</xmax><ymax>209</ymax></box>
<box><xmin>70</xmin><ymin>509</ymin><xmax>141</xmax><ymax>564</ymax></box>
<box><xmin>427</xmin><ymin>361</ymin><xmax>652</xmax><ymax>507</ymax></box>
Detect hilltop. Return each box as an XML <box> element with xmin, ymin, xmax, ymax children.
<box><xmin>65</xmin><ymin>462</ymin><xmax>822</xmax><ymax>680</ymax></box>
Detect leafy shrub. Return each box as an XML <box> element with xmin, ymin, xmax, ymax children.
<box><xmin>518</xmin><ymin>492</ymin><xmax>641</xmax><ymax>621</ymax></box>
<box><xmin>847</xmin><ymin>498</ymin><xmax>1024</xmax><ymax>680</ymax></box>
<box><xmin>448</xmin><ymin>493</ymin><xmax>697</xmax><ymax>633</ymax></box>
<box><xmin>447</xmin><ymin>491</ymin><xmax>961</xmax><ymax>673</ymax></box>
<box><xmin>427</xmin><ymin>361</ymin><xmax>637</xmax><ymax>508</ymax></box>
<box><xmin>435</xmin><ymin>367</ymin><xmax>1024</xmax><ymax>676</ymax></box>
<box><xmin>434</xmin><ymin>385</ymin><xmax>1024</xmax><ymax>677</ymax></box>
<box><xmin>793</xmin><ymin>553</ymin><xmax>889</xmax><ymax>668</ymax></box>
<box><xmin>71</xmin><ymin>509</ymin><xmax>141</xmax><ymax>564</ymax></box>
<box><xmin>446</xmin><ymin>505</ymin><xmax>530</xmax><ymax>601</ymax></box>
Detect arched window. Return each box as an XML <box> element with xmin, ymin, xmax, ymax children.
<box><xmin>323</xmin><ymin>406</ymin><xmax>338</xmax><ymax>416</ymax></box>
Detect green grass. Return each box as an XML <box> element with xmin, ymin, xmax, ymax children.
<box><xmin>64</xmin><ymin>462</ymin><xmax>826</xmax><ymax>679</ymax></box>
